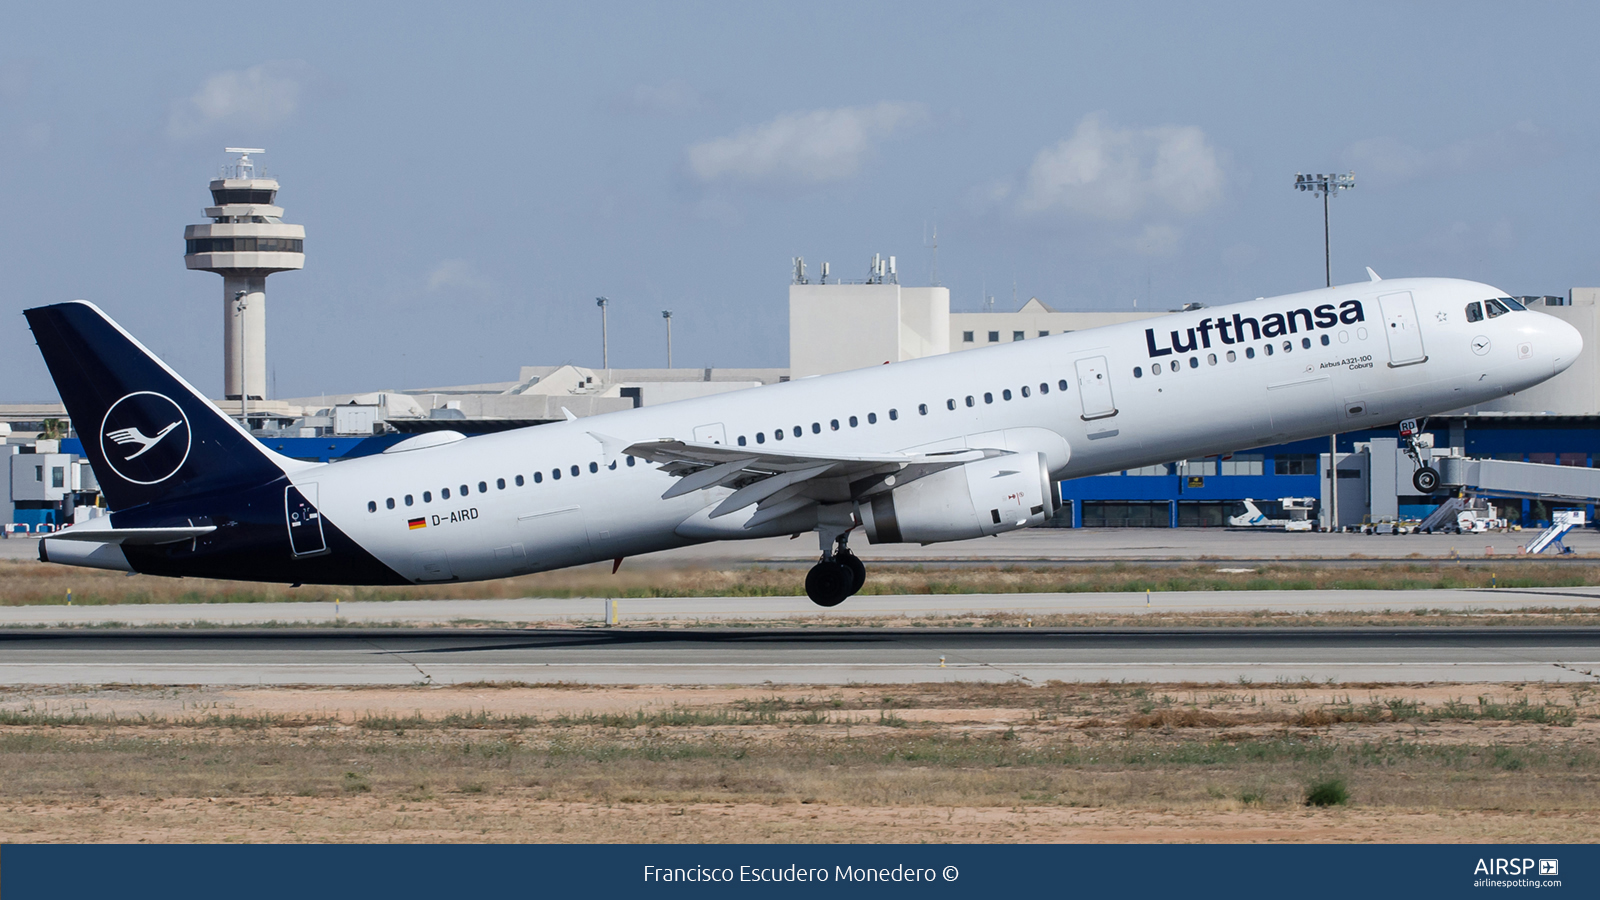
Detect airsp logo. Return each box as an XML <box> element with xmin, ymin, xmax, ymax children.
<box><xmin>99</xmin><ymin>392</ymin><xmax>192</xmax><ymax>485</ymax></box>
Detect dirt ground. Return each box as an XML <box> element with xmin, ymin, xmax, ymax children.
<box><xmin>1</xmin><ymin>681</ymin><xmax>1596</xmax><ymax>843</ymax></box>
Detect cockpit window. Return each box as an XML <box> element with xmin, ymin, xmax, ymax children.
<box><xmin>1465</xmin><ymin>301</ymin><xmax>1484</xmax><ymax>323</ymax></box>
<box><xmin>1485</xmin><ymin>298</ymin><xmax>1509</xmax><ymax>318</ymax></box>
<box><xmin>1500</xmin><ymin>296</ymin><xmax>1526</xmax><ymax>311</ymax></box>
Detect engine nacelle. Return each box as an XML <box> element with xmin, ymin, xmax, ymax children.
<box><xmin>857</xmin><ymin>452</ymin><xmax>1053</xmax><ymax>544</ymax></box>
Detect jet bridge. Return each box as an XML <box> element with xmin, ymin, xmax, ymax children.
<box><xmin>1436</xmin><ymin>457</ymin><xmax>1600</xmax><ymax>504</ymax></box>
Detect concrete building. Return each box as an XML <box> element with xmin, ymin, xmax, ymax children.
<box><xmin>949</xmin><ymin>297</ymin><xmax>1164</xmax><ymax>352</ymax></box>
<box><xmin>183</xmin><ymin>148</ymin><xmax>305</xmax><ymax>402</ymax></box>
<box><xmin>788</xmin><ymin>255</ymin><xmax>949</xmax><ymax>378</ymax></box>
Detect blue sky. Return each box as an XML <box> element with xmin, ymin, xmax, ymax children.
<box><xmin>2</xmin><ymin>2</ymin><xmax>1596</xmax><ymax>400</ymax></box>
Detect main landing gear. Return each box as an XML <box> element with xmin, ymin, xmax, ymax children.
<box><xmin>1399</xmin><ymin>417</ymin><xmax>1441</xmax><ymax>494</ymax></box>
<box><xmin>806</xmin><ymin>531</ymin><xmax>866</xmax><ymax>607</ymax></box>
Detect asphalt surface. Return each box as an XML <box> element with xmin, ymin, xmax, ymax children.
<box><xmin>3</xmin><ymin>627</ymin><xmax>1597</xmax><ymax>685</ymax></box>
<box><xmin>3</xmin><ymin>586</ymin><xmax>1598</xmax><ymax>627</ymax></box>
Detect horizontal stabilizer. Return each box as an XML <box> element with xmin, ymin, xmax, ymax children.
<box><xmin>47</xmin><ymin>525</ymin><xmax>217</xmax><ymax>545</ymax></box>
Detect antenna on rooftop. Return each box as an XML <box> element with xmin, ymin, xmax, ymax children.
<box><xmin>222</xmin><ymin>147</ymin><xmax>265</xmax><ymax>179</ymax></box>
<box><xmin>924</xmin><ymin>220</ymin><xmax>940</xmax><ymax>286</ymax></box>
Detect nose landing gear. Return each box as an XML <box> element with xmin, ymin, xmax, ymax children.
<box><xmin>806</xmin><ymin>529</ymin><xmax>865</xmax><ymax>608</ymax></box>
<box><xmin>1400</xmin><ymin>417</ymin><xmax>1441</xmax><ymax>494</ymax></box>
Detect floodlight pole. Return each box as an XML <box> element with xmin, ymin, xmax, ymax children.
<box><xmin>662</xmin><ymin>309</ymin><xmax>673</xmax><ymax>368</ymax></box>
<box><xmin>596</xmin><ymin>297</ymin><xmax>609</xmax><ymax>371</ymax></box>
<box><xmin>1293</xmin><ymin>172</ymin><xmax>1356</xmax><ymax>530</ymax></box>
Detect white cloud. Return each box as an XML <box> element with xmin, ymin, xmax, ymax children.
<box><xmin>1344</xmin><ymin>122</ymin><xmax>1551</xmax><ymax>184</ymax></box>
<box><xmin>621</xmin><ymin>79</ymin><xmax>710</xmax><ymax>116</ymax></box>
<box><xmin>167</xmin><ymin>61</ymin><xmax>311</xmax><ymax>139</ymax></box>
<box><xmin>687</xmin><ymin>101</ymin><xmax>927</xmax><ymax>184</ymax></box>
<box><xmin>426</xmin><ymin>259</ymin><xmax>492</xmax><ymax>293</ymax></box>
<box><xmin>1018</xmin><ymin>113</ymin><xmax>1224</xmax><ymax>220</ymax></box>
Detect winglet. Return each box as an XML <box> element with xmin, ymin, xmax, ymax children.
<box><xmin>561</xmin><ymin>407</ymin><xmax>578</xmax><ymax>422</ymax></box>
<box><xmin>1366</xmin><ymin>267</ymin><xmax>1382</xmax><ymax>282</ymax></box>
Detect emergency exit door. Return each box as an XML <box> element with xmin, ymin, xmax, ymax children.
<box><xmin>1075</xmin><ymin>356</ymin><xmax>1118</xmax><ymax>420</ymax></box>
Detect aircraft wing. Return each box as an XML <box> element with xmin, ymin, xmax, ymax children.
<box><xmin>622</xmin><ymin>438</ymin><xmax>1000</xmax><ymax>528</ymax></box>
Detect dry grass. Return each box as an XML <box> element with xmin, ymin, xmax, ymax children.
<box><xmin>3</xmin><ymin>558</ymin><xmax>1598</xmax><ymax>606</ymax></box>
<box><xmin>0</xmin><ymin>681</ymin><xmax>1597</xmax><ymax>842</ymax></box>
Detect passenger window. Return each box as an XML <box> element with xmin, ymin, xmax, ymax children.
<box><xmin>1058</xmin><ymin>380</ymin><xmax>1069</xmax><ymax>391</ymax></box>
<box><xmin>405</xmin><ymin>494</ymin><xmax>414</xmax><ymax>506</ymax></box>
<box><xmin>534</xmin><ymin>472</ymin><xmax>543</xmax><ymax>483</ymax></box>
<box><xmin>1264</xmin><ymin>344</ymin><xmax>1273</xmax><ymax>356</ymax></box>
<box><xmin>478</xmin><ymin>481</ymin><xmax>488</xmax><ymax>492</ymax></box>
<box><xmin>830</xmin><ymin>419</ymin><xmax>840</xmax><ymax>430</ymax></box>
<box><xmin>738</xmin><ymin>435</ymin><xmax>747</xmax><ymax>445</ymax></box>
<box><xmin>1465</xmin><ymin>302</ymin><xmax>1484</xmax><ymax>322</ymax></box>
<box><xmin>1207</xmin><ymin>353</ymin><xmax>1217</xmax><ymax>365</ymax></box>
<box><xmin>1282</xmin><ymin>341</ymin><xmax>1292</xmax><ymax>352</ymax></box>
<box><xmin>1133</xmin><ymin>367</ymin><xmax>1143</xmax><ymax>378</ymax></box>
<box><xmin>588</xmin><ymin>462</ymin><xmax>598</xmax><ymax>473</ymax></box>
<box><xmin>1169</xmin><ymin>360</ymin><xmax>1178</xmax><ymax>372</ymax></box>
<box><xmin>1151</xmin><ymin>363</ymin><xmax>1161</xmax><ymax>376</ymax></box>
<box><xmin>1486</xmin><ymin>298</ymin><xmax>1508</xmax><ymax>317</ymax></box>
<box><xmin>1246</xmin><ymin>347</ymin><xmax>1255</xmax><ymax>359</ymax></box>
<box><xmin>1002</xmin><ymin>389</ymin><xmax>1012</xmax><ymax>400</ymax></box>
<box><xmin>867</xmin><ymin>412</ymin><xmax>878</xmax><ymax>424</ymax></box>
<box><xmin>627</xmin><ymin>456</ymin><xmax>636</xmax><ymax>466</ymax></box>
<box><xmin>946</xmin><ymin>399</ymin><xmax>956</xmax><ymax>410</ymax></box>
<box><xmin>496</xmin><ymin>478</ymin><xmax>505</xmax><ymax>490</ymax></box>
<box><xmin>812</xmin><ymin>422</ymin><xmax>821</xmax><ymax>433</ymax></box>
<box><xmin>1021</xmin><ymin>386</ymin><xmax>1030</xmax><ymax>397</ymax></box>
<box><xmin>423</xmin><ymin>491</ymin><xmax>432</xmax><ymax>502</ymax></box>
<box><xmin>965</xmin><ymin>396</ymin><xmax>974</xmax><ymax>407</ymax></box>
<box><xmin>774</xmin><ymin>429</ymin><xmax>784</xmax><ymax>441</ymax></box>
<box><xmin>889</xmin><ymin>409</ymin><xmax>899</xmax><ymax>420</ymax></box>
<box><xmin>1189</xmin><ymin>357</ymin><xmax>1198</xmax><ymax>369</ymax></box>
<box><xmin>849</xmin><ymin>416</ymin><xmax>859</xmax><ymax>427</ymax></box>
<box><xmin>442</xmin><ymin>488</ymin><xmax>451</xmax><ymax>499</ymax></box>
<box><xmin>367</xmin><ymin>501</ymin><xmax>376</xmax><ymax>513</ymax></box>
<box><xmin>983</xmin><ymin>393</ymin><xmax>993</xmax><ymax>404</ymax></box>
<box><xmin>1320</xmin><ymin>335</ymin><xmax>1330</xmax><ymax>346</ymax></box>
<box><xmin>793</xmin><ymin>425</ymin><xmax>802</xmax><ymax>438</ymax></box>
<box><xmin>386</xmin><ymin>498</ymin><xmax>395</xmax><ymax>509</ymax></box>
<box><xmin>460</xmin><ymin>485</ymin><xmax>468</xmax><ymax>495</ymax></box>
<box><xmin>1301</xmin><ymin>338</ymin><xmax>1311</xmax><ymax>349</ymax></box>
<box><xmin>756</xmin><ymin>433</ymin><xmax>765</xmax><ymax>443</ymax></box>
<box><xmin>1226</xmin><ymin>350</ymin><xmax>1236</xmax><ymax>362</ymax></box>
<box><xmin>516</xmin><ymin>475</ymin><xmax>525</xmax><ymax>486</ymax></box>
<box><xmin>552</xmin><ymin>469</ymin><xmax>561</xmax><ymax>480</ymax></box>
<box><xmin>918</xmin><ymin>403</ymin><xmax>928</xmax><ymax>415</ymax></box>
<box><xmin>1039</xmin><ymin>383</ymin><xmax>1049</xmax><ymax>394</ymax></box>
<box><xmin>571</xmin><ymin>465</ymin><xmax>580</xmax><ymax>477</ymax></box>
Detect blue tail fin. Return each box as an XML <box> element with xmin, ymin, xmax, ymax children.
<box><xmin>25</xmin><ymin>300</ymin><xmax>291</xmax><ymax>511</ymax></box>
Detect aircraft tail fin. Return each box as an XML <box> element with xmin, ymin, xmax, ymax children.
<box><xmin>25</xmin><ymin>300</ymin><xmax>298</xmax><ymax>511</ymax></box>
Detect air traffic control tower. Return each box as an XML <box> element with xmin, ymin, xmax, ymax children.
<box><xmin>183</xmin><ymin>148</ymin><xmax>304</xmax><ymax>401</ymax></box>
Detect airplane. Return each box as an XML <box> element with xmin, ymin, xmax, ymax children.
<box><xmin>1227</xmin><ymin>497</ymin><xmax>1317</xmax><ymax>531</ymax></box>
<box><xmin>27</xmin><ymin>277</ymin><xmax>1581</xmax><ymax>607</ymax></box>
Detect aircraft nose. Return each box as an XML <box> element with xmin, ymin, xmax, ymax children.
<box><xmin>1549</xmin><ymin>315</ymin><xmax>1583</xmax><ymax>374</ymax></box>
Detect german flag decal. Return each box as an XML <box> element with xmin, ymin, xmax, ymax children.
<box><xmin>408</xmin><ymin>517</ymin><xmax>426</xmax><ymax>530</ymax></box>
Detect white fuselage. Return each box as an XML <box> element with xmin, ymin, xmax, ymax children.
<box><xmin>295</xmin><ymin>278</ymin><xmax>1578</xmax><ymax>584</ymax></box>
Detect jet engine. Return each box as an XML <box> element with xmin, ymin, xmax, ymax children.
<box><xmin>857</xmin><ymin>452</ymin><xmax>1053</xmax><ymax>544</ymax></box>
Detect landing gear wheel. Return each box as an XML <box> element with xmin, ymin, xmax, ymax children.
<box><xmin>805</xmin><ymin>560</ymin><xmax>854</xmax><ymax>607</ymax></box>
<box><xmin>1413</xmin><ymin>466</ymin><xmax>1440</xmax><ymax>494</ymax></box>
<box><xmin>836</xmin><ymin>548</ymin><xmax>867</xmax><ymax>596</ymax></box>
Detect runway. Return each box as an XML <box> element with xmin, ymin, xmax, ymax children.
<box><xmin>2</xmin><ymin>627</ymin><xmax>1597</xmax><ymax>685</ymax></box>
<box><xmin>0</xmin><ymin>586</ymin><xmax>1596</xmax><ymax>627</ymax></box>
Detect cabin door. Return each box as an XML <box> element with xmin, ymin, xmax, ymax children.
<box><xmin>1378</xmin><ymin>291</ymin><xmax>1428</xmax><ymax>367</ymax></box>
<box><xmin>285</xmin><ymin>483</ymin><xmax>328</xmax><ymax>557</ymax></box>
<box><xmin>1074</xmin><ymin>356</ymin><xmax>1118</xmax><ymax>420</ymax></box>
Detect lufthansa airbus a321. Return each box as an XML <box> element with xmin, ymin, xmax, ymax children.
<box><xmin>27</xmin><ymin>276</ymin><xmax>1581</xmax><ymax>606</ymax></box>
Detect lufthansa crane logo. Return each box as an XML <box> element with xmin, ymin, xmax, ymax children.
<box><xmin>99</xmin><ymin>392</ymin><xmax>192</xmax><ymax>485</ymax></box>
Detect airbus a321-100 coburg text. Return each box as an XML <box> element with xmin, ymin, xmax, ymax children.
<box><xmin>26</xmin><ymin>276</ymin><xmax>1581</xmax><ymax>606</ymax></box>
